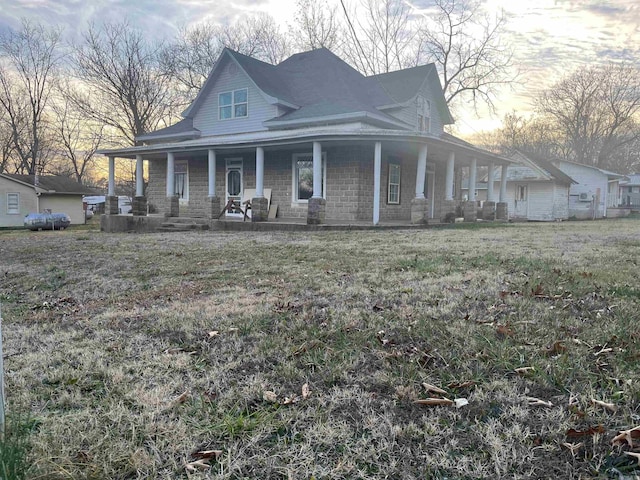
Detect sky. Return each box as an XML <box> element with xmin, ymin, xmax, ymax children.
<box><xmin>0</xmin><ymin>0</ymin><xmax>638</xmax><ymax>135</ymax></box>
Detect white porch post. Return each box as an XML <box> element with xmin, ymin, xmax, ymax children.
<box><xmin>108</xmin><ymin>156</ymin><xmax>115</xmax><ymax>197</ymax></box>
<box><xmin>469</xmin><ymin>158</ymin><xmax>477</xmax><ymax>202</ymax></box>
<box><xmin>415</xmin><ymin>144</ymin><xmax>428</xmax><ymax>198</ymax></box>
<box><xmin>487</xmin><ymin>162</ymin><xmax>495</xmax><ymax>202</ymax></box>
<box><xmin>166</xmin><ymin>152</ymin><xmax>175</xmax><ymax>196</ymax></box>
<box><xmin>208</xmin><ymin>149</ymin><xmax>216</xmax><ymax>197</ymax></box>
<box><xmin>500</xmin><ymin>164</ymin><xmax>508</xmax><ymax>202</ymax></box>
<box><xmin>135</xmin><ymin>155</ymin><xmax>144</xmax><ymax>197</ymax></box>
<box><xmin>445</xmin><ymin>152</ymin><xmax>455</xmax><ymax>201</ymax></box>
<box><xmin>373</xmin><ymin>141</ymin><xmax>381</xmax><ymax>225</ymax></box>
<box><xmin>312</xmin><ymin>141</ymin><xmax>322</xmax><ymax>198</ymax></box>
<box><xmin>256</xmin><ymin>147</ymin><xmax>264</xmax><ymax>198</ymax></box>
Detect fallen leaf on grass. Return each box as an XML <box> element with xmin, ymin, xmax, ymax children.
<box><xmin>422</xmin><ymin>382</ymin><xmax>447</xmax><ymax>395</ymax></box>
<box><xmin>527</xmin><ymin>396</ymin><xmax>553</xmax><ymax>407</ymax></box>
<box><xmin>611</xmin><ymin>425</ymin><xmax>640</xmax><ymax>447</ymax></box>
<box><xmin>282</xmin><ymin>395</ymin><xmax>299</xmax><ymax>405</ymax></box>
<box><xmin>413</xmin><ymin>397</ymin><xmax>454</xmax><ymax>407</ymax></box>
<box><xmin>301</xmin><ymin>383</ymin><xmax>310</xmax><ymax>399</ymax></box>
<box><xmin>543</xmin><ymin>341</ymin><xmax>566</xmax><ymax>356</ymax></box>
<box><xmin>447</xmin><ymin>380</ymin><xmax>476</xmax><ymax>389</ymax></box>
<box><xmin>561</xmin><ymin>442</ymin><xmax>584</xmax><ymax>456</ymax></box>
<box><xmin>208</xmin><ymin>330</ymin><xmax>219</xmax><ymax>338</ymax></box>
<box><xmin>591</xmin><ymin>398</ymin><xmax>617</xmax><ymax>413</ymax></box>
<box><xmin>496</xmin><ymin>324</ymin><xmax>514</xmax><ymax>337</ymax></box>
<box><xmin>624</xmin><ymin>452</ymin><xmax>640</xmax><ymax>465</ymax></box>
<box><xmin>567</xmin><ymin>425</ymin><xmax>605</xmax><ymax>438</ymax></box>
<box><xmin>172</xmin><ymin>391</ymin><xmax>189</xmax><ymax>406</ymax></box>
<box><xmin>515</xmin><ymin>366</ymin><xmax>535</xmax><ymax>375</ymax></box>
<box><xmin>185</xmin><ymin>459</ymin><xmax>211</xmax><ymax>472</ymax></box>
<box><xmin>263</xmin><ymin>391</ymin><xmax>278</xmax><ymax>403</ymax></box>
<box><xmin>193</xmin><ymin>450</ymin><xmax>222</xmax><ymax>460</ymax></box>
<box><xmin>454</xmin><ymin>398</ymin><xmax>469</xmax><ymax>408</ymax></box>
<box><xmin>164</xmin><ymin>347</ymin><xmax>196</xmax><ymax>355</ymax></box>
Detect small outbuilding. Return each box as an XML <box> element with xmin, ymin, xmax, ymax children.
<box><xmin>0</xmin><ymin>174</ymin><xmax>96</xmax><ymax>227</ymax></box>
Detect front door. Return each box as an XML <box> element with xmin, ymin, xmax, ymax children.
<box><xmin>514</xmin><ymin>184</ymin><xmax>528</xmax><ymax>218</ymax></box>
<box><xmin>225</xmin><ymin>158</ymin><xmax>243</xmax><ymax>217</ymax></box>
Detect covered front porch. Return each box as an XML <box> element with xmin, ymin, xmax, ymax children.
<box><xmin>100</xmin><ymin>130</ymin><xmax>512</xmax><ymax>232</ymax></box>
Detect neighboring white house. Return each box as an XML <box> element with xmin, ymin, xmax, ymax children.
<box><xmin>0</xmin><ymin>174</ymin><xmax>96</xmax><ymax>227</ymax></box>
<box><xmin>619</xmin><ymin>173</ymin><xmax>640</xmax><ymax>208</ymax></box>
<box><xmin>553</xmin><ymin>161</ymin><xmax>625</xmax><ymax>219</ymax></box>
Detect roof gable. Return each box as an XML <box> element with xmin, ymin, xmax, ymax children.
<box><xmin>509</xmin><ymin>151</ymin><xmax>576</xmax><ymax>185</ymax></box>
<box><xmin>0</xmin><ymin>174</ymin><xmax>96</xmax><ymax>195</ymax></box>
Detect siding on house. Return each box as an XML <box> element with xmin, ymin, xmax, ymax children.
<box><xmin>0</xmin><ymin>179</ymin><xmax>37</xmax><ymax>227</ymax></box>
<box><xmin>39</xmin><ymin>195</ymin><xmax>85</xmax><ymax>225</ymax></box>
<box><xmin>192</xmin><ymin>58</ymin><xmax>276</xmax><ymax>136</ymax></box>
<box><xmin>555</xmin><ymin>162</ymin><xmax>608</xmax><ymax>219</ymax></box>
<box><xmin>386</xmin><ymin>82</ymin><xmax>445</xmax><ymax>135</ymax></box>
<box><xmin>502</xmin><ymin>182</ymin><xmax>569</xmax><ymax>221</ymax></box>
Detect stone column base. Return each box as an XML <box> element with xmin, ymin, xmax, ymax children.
<box><xmin>410</xmin><ymin>197</ymin><xmax>429</xmax><ymax>224</ymax></box>
<box><xmin>441</xmin><ymin>199</ymin><xmax>457</xmax><ymax>222</ymax></box>
<box><xmin>496</xmin><ymin>202</ymin><xmax>508</xmax><ymax>221</ymax></box>
<box><xmin>166</xmin><ymin>195</ymin><xmax>179</xmax><ymax>217</ymax></box>
<box><xmin>132</xmin><ymin>196</ymin><xmax>147</xmax><ymax>216</ymax></box>
<box><xmin>251</xmin><ymin>197</ymin><xmax>268</xmax><ymax>222</ymax></box>
<box><xmin>482</xmin><ymin>201</ymin><xmax>496</xmax><ymax>221</ymax></box>
<box><xmin>208</xmin><ymin>196</ymin><xmax>221</xmax><ymax>220</ymax></box>
<box><xmin>106</xmin><ymin>196</ymin><xmax>119</xmax><ymax>215</ymax></box>
<box><xmin>307</xmin><ymin>197</ymin><xmax>326</xmax><ymax>225</ymax></box>
<box><xmin>463</xmin><ymin>201</ymin><xmax>477</xmax><ymax>222</ymax></box>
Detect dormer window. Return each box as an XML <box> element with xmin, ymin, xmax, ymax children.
<box><xmin>219</xmin><ymin>88</ymin><xmax>248</xmax><ymax>120</ymax></box>
<box><xmin>417</xmin><ymin>96</ymin><xmax>431</xmax><ymax>133</ymax></box>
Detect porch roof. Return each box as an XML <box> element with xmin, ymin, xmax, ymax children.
<box><xmin>99</xmin><ymin>127</ymin><xmax>512</xmax><ymax>166</ymax></box>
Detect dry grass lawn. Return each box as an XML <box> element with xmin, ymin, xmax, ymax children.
<box><xmin>1</xmin><ymin>218</ymin><xmax>640</xmax><ymax>479</ymax></box>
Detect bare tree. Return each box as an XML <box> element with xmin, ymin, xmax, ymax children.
<box><xmin>0</xmin><ymin>20</ymin><xmax>62</xmax><ymax>174</ymax></box>
<box><xmin>70</xmin><ymin>21</ymin><xmax>178</xmax><ymax>145</ymax></box>
<box><xmin>163</xmin><ymin>13</ymin><xmax>290</xmax><ymax>103</ymax></box>
<box><xmin>294</xmin><ymin>0</ymin><xmax>343</xmax><ymax>51</ymax></box>
<box><xmin>418</xmin><ymin>0</ymin><xmax>515</xmax><ymax>112</ymax></box>
<box><xmin>50</xmin><ymin>85</ymin><xmax>104</xmax><ymax>183</ymax></box>
<box><xmin>539</xmin><ymin>62</ymin><xmax>640</xmax><ymax>168</ymax></box>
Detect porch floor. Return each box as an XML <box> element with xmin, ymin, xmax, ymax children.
<box><xmin>210</xmin><ymin>216</ymin><xmax>436</xmax><ymax>232</ymax></box>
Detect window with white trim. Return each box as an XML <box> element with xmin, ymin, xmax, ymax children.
<box><xmin>7</xmin><ymin>193</ymin><xmax>19</xmax><ymax>214</ymax></box>
<box><xmin>417</xmin><ymin>96</ymin><xmax>431</xmax><ymax>133</ymax></box>
<box><xmin>174</xmin><ymin>160</ymin><xmax>189</xmax><ymax>201</ymax></box>
<box><xmin>292</xmin><ymin>152</ymin><xmax>326</xmax><ymax>202</ymax></box>
<box><xmin>387</xmin><ymin>162</ymin><xmax>401</xmax><ymax>204</ymax></box>
<box><xmin>219</xmin><ymin>88</ymin><xmax>248</xmax><ymax>120</ymax></box>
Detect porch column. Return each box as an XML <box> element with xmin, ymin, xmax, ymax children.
<box><xmin>208</xmin><ymin>149</ymin><xmax>221</xmax><ymax>219</ymax></box>
<box><xmin>411</xmin><ymin>144</ymin><xmax>429</xmax><ymax>224</ymax></box>
<box><xmin>307</xmin><ymin>141</ymin><xmax>326</xmax><ymax>225</ymax></box>
<box><xmin>469</xmin><ymin>158</ymin><xmax>477</xmax><ymax>202</ymax></box>
<box><xmin>166</xmin><ymin>152</ymin><xmax>178</xmax><ymax>217</ymax></box>
<box><xmin>487</xmin><ymin>162</ymin><xmax>495</xmax><ymax>202</ymax></box>
<box><xmin>464</xmin><ymin>157</ymin><xmax>478</xmax><ymax>223</ymax></box>
<box><xmin>445</xmin><ymin>152</ymin><xmax>455</xmax><ymax>201</ymax></box>
<box><xmin>483</xmin><ymin>162</ymin><xmax>496</xmax><ymax>221</ymax></box>
<box><xmin>133</xmin><ymin>154</ymin><xmax>147</xmax><ymax>216</ymax></box>
<box><xmin>106</xmin><ymin>156</ymin><xmax>118</xmax><ymax>215</ymax></box>
<box><xmin>252</xmin><ymin>146</ymin><xmax>268</xmax><ymax>222</ymax></box>
<box><xmin>499</xmin><ymin>164</ymin><xmax>508</xmax><ymax>202</ymax></box>
<box><xmin>497</xmin><ymin>164</ymin><xmax>509</xmax><ymax>220</ymax></box>
<box><xmin>373</xmin><ymin>141</ymin><xmax>381</xmax><ymax>225</ymax></box>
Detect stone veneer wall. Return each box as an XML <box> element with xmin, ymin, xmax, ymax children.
<box><xmin>146</xmin><ymin>146</ymin><xmax>463</xmax><ymax>222</ymax></box>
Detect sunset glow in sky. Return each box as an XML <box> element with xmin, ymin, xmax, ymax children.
<box><xmin>0</xmin><ymin>0</ymin><xmax>638</xmax><ymax>135</ymax></box>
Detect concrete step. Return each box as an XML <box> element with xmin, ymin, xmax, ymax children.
<box><xmin>157</xmin><ymin>221</ymin><xmax>209</xmax><ymax>232</ymax></box>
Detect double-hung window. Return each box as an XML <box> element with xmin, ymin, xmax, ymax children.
<box><xmin>293</xmin><ymin>153</ymin><xmax>326</xmax><ymax>202</ymax></box>
<box><xmin>7</xmin><ymin>193</ymin><xmax>19</xmax><ymax>214</ymax></box>
<box><xmin>219</xmin><ymin>88</ymin><xmax>248</xmax><ymax>120</ymax></box>
<box><xmin>174</xmin><ymin>161</ymin><xmax>189</xmax><ymax>201</ymax></box>
<box><xmin>388</xmin><ymin>162</ymin><xmax>401</xmax><ymax>204</ymax></box>
<box><xmin>417</xmin><ymin>96</ymin><xmax>431</xmax><ymax>133</ymax></box>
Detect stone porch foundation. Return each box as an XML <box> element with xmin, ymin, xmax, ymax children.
<box><xmin>106</xmin><ymin>196</ymin><xmax>119</xmax><ymax>215</ymax></box>
<box><xmin>410</xmin><ymin>197</ymin><xmax>429</xmax><ymax>224</ymax></box>
<box><xmin>208</xmin><ymin>196</ymin><xmax>221</xmax><ymax>219</ymax></box>
<box><xmin>496</xmin><ymin>202</ymin><xmax>508</xmax><ymax>221</ymax></box>
<box><xmin>251</xmin><ymin>197</ymin><xmax>269</xmax><ymax>222</ymax></box>
<box><xmin>166</xmin><ymin>196</ymin><xmax>179</xmax><ymax>217</ymax></box>
<box><xmin>307</xmin><ymin>197</ymin><xmax>326</xmax><ymax>225</ymax></box>
<box><xmin>463</xmin><ymin>201</ymin><xmax>477</xmax><ymax>222</ymax></box>
<box><xmin>132</xmin><ymin>196</ymin><xmax>147</xmax><ymax>216</ymax></box>
<box><xmin>441</xmin><ymin>200</ymin><xmax>457</xmax><ymax>222</ymax></box>
<box><xmin>482</xmin><ymin>201</ymin><xmax>496</xmax><ymax>221</ymax></box>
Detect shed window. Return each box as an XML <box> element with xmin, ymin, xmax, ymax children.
<box><xmin>219</xmin><ymin>88</ymin><xmax>248</xmax><ymax>120</ymax></box>
<box><xmin>292</xmin><ymin>152</ymin><xmax>326</xmax><ymax>202</ymax></box>
<box><xmin>388</xmin><ymin>162</ymin><xmax>401</xmax><ymax>204</ymax></box>
<box><xmin>7</xmin><ymin>193</ymin><xmax>19</xmax><ymax>214</ymax></box>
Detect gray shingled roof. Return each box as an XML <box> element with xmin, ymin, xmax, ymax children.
<box><xmin>3</xmin><ymin>174</ymin><xmax>98</xmax><ymax>194</ymax></box>
<box><xmin>137</xmin><ymin>118</ymin><xmax>199</xmax><ymax>140</ymax></box>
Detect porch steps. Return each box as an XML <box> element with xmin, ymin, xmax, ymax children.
<box><xmin>157</xmin><ymin>217</ymin><xmax>210</xmax><ymax>232</ymax></box>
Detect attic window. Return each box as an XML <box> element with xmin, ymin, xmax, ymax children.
<box><xmin>219</xmin><ymin>88</ymin><xmax>248</xmax><ymax>120</ymax></box>
<box><xmin>417</xmin><ymin>96</ymin><xmax>431</xmax><ymax>133</ymax></box>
